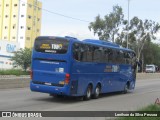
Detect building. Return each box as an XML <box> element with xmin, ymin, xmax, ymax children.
<box><xmin>0</xmin><ymin>40</ymin><xmax>20</xmax><ymax>69</ymax></box>
<box><xmin>0</xmin><ymin>0</ymin><xmax>42</xmax><ymax>48</ymax></box>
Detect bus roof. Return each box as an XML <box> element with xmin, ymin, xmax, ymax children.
<box><xmin>82</xmin><ymin>39</ymin><xmax>133</xmax><ymax>52</ymax></box>
<box><xmin>83</xmin><ymin>39</ymin><xmax>120</xmax><ymax>47</ymax></box>
<box><xmin>63</xmin><ymin>36</ymin><xmax>134</xmax><ymax>52</ymax></box>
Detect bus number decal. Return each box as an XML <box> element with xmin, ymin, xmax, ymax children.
<box><xmin>104</xmin><ymin>65</ymin><xmax>119</xmax><ymax>72</ymax></box>
<box><xmin>51</xmin><ymin>44</ymin><xmax>62</xmax><ymax>50</ymax></box>
<box><xmin>104</xmin><ymin>65</ymin><xmax>112</xmax><ymax>72</ymax></box>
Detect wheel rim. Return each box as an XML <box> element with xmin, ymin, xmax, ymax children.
<box><xmin>87</xmin><ymin>88</ymin><xmax>91</xmax><ymax>98</ymax></box>
<box><xmin>125</xmin><ymin>84</ymin><xmax>128</xmax><ymax>92</ymax></box>
<box><xmin>95</xmin><ymin>87</ymin><xmax>100</xmax><ymax>96</ymax></box>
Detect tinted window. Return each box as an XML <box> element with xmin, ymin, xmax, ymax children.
<box><xmin>108</xmin><ymin>49</ymin><xmax>114</xmax><ymax>63</ymax></box>
<box><xmin>35</xmin><ymin>37</ymin><xmax>69</xmax><ymax>54</ymax></box>
<box><xmin>116</xmin><ymin>50</ymin><xmax>125</xmax><ymax>64</ymax></box>
<box><xmin>124</xmin><ymin>51</ymin><xmax>133</xmax><ymax>64</ymax></box>
<box><xmin>73</xmin><ymin>42</ymin><xmax>134</xmax><ymax>65</ymax></box>
<box><xmin>103</xmin><ymin>48</ymin><xmax>109</xmax><ymax>63</ymax></box>
<box><xmin>86</xmin><ymin>45</ymin><xmax>93</xmax><ymax>62</ymax></box>
<box><xmin>73</xmin><ymin>43</ymin><xmax>84</xmax><ymax>61</ymax></box>
<box><xmin>93</xmin><ymin>46</ymin><xmax>103</xmax><ymax>62</ymax></box>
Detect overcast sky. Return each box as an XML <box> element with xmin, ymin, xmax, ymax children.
<box><xmin>38</xmin><ymin>0</ymin><xmax>160</xmax><ymax>40</ymax></box>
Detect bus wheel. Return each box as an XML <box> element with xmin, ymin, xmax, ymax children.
<box><xmin>124</xmin><ymin>83</ymin><xmax>129</xmax><ymax>94</ymax></box>
<box><xmin>93</xmin><ymin>85</ymin><xmax>101</xmax><ymax>99</ymax></box>
<box><xmin>84</xmin><ymin>85</ymin><xmax>92</xmax><ymax>100</ymax></box>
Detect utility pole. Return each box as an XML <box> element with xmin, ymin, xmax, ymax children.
<box><xmin>127</xmin><ymin>0</ymin><xmax>130</xmax><ymax>49</ymax></box>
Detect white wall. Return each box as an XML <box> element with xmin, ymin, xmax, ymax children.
<box><xmin>0</xmin><ymin>40</ymin><xmax>20</xmax><ymax>69</ymax></box>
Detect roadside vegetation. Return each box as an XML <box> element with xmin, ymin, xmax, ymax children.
<box><xmin>89</xmin><ymin>5</ymin><xmax>160</xmax><ymax>68</ymax></box>
<box><xmin>11</xmin><ymin>48</ymin><xmax>32</xmax><ymax>72</ymax></box>
<box><xmin>0</xmin><ymin>69</ymin><xmax>29</xmax><ymax>76</ymax></box>
<box><xmin>117</xmin><ymin>104</ymin><xmax>160</xmax><ymax>120</ymax></box>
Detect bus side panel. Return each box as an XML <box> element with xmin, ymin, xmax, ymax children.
<box><xmin>119</xmin><ymin>64</ymin><xmax>136</xmax><ymax>90</ymax></box>
<box><xmin>71</xmin><ymin>62</ymin><xmax>127</xmax><ymax>96</ymax></box>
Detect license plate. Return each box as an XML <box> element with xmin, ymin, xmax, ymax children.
<box><xmin>45</xmin><ymin>82</ymin><xmax>52</xmax><ymax>86</ymax></box>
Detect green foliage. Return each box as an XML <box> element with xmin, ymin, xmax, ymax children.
<box><xmin>116</xmin><ymin>16</ymin><xmax>160</xmax><ymax>66</ymax></box>
<box><xmin>127</xmin><ymin>17</ymin><xmax>160</xmax><ymax>60</ymax></box>
<box><xmin>89</xmin><ymin>5</ymin><xmax>124</xmax><ymax>42</ymax></box>
<box><xmin>89</xmin><ymin>5</ymin><xmax>160</xmax><ymax>67</ymax></box>
<box><xmin>140</xmin><ymin>104</ymin><xmax>160</xmax><ymax>111</ymax></box>
<box><xmin>117</xmin><ymin>104</ymin><xmax>160</xmax><ymax>120</ymax></box>
<box><xmin>143</xmin><ymin>42</ymin><xmax>160</xmax><ymax>66</ymax></box>
<box><xmin>0</xmin><ymin>69</ymin><xmax>29</xmax><ymax>76</ymax></box>
<box><xmin>11</xmin><ymin>48</ymin><xmax>32</xmax><ymax>71</ymax></box>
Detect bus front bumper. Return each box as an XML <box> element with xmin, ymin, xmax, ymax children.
<box><xmin>30</xmin><ymin>81</ymin><xmax>69</xmax><ymax>96</ymax></box>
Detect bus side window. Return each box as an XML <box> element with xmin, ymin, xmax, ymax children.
<box><xmin>78</xmin><ymin>44</ymin><xmax>84</xmax><ymax>61</ymax></box>
<box><xmin>111</xmin><ymin>49</ymin><xmax>115</xmax><ymax>63</ymax></box>
<box><xmin>93</xmin><ymin>47</ymin><xmax>98</xmax><ymax>62</ymax></box>
<box><xmin>73</xmin><ymin>43</ymin><xmax>79</xmax><ymax>61</ymax></box>
<box><xmin>124</xmin><ymin>52</ymin><xmax>129</xmax><ymax>64</ymax></box>
<box><xmin>128</xmin><ymin>52</ymin><xmax>132</xmax><ymax>64</ymax></box>
<box><xmin>93</xmin><ymin>46</ymin><xmax>102</xmax><ymax>62</ymax></box>
<box><xmin>124</xmin><ymin>52</ymin><xmax>132</xmax><ymax>64</ymax></box>
<box><xmin>73</xmin><ymin>43</ymin><xmax>84</xmax><ymax>62</ymax></box>
<box><xmin>86</xmin><ymin>45</ymin><xmax>93</xmax><ymax>62</ymax></box>
<box><xmin>81</xmin><ymin>44</ymin><xmax>87</xmax><ymax>62</ymax></box>
<box><xmin>108</xmin><ymin>49</ymin><xmax>113</xmax><ymax>63</ymax></box>
<box><xmin>119</xmin><ymin>50</ymin><xmax>125</xmax><ymax>64</ymax></box>
<box><xmin>112</xmin><ymin>50</ymin><xmax>117</xmax><ymax>63</ymax></box>
<box><xmin>116</xmin><ymin>50</ymin><xmax>120</xmax><ymax>64</ymax></box>
<box><xmin>103</xmin><ymin>48</ymin><xmax>109</xmax><ymax>63</ymax></box>
<box><xmin>99</xmin><ymin>47</ymin><xmax>103</xmax><ymax>62</ymax></box>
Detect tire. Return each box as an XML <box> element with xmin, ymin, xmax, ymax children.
<box><xmin>93</xmin><ymin>85</ymin><xmax>101</xmax><ymax>99</ymax></box>
<box><xmin>123</xmin><ymin>83</ymin><xmax>129</xmax><ymax>94</ymax></box>
<box><xmin>84</xmin><ymin>85</ymin><xmax>92</xmax><ymax>100</ymax></box>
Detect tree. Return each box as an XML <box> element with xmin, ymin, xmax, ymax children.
<box><xmin>11</xmin><ymin>48</ymin><xmax>32</xmax><ymax>71</ymax></box>
<box><xmin>89</xmin><ymin>5</ymin><xmax>124</xmax><ymax>42</ymax></box>
<box><xmin>89</xmin><ymin>5</ymin><xmax>160</xmax><ymax>69</ymax></box>
<box><xmin>143</xmin><ymin>42</ymin><xmax>160</xmax><ymax>66</ymax></box>
<box><xmin>128</xmin><ymin>17</ymin><xmax>160</xmax><ymax>61</ymax></box>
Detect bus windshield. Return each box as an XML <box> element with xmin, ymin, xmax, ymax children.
<box><xmin>34</xmin><ymin>37</ymin><xmax>69</xmax><ymax>54</ymax></box>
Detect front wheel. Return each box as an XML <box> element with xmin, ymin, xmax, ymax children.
<box><xmin>123</xmin><ymin>83</ymin><xmax>129</xmax><ymax>94</ymax></box>
<box><xmin>84</xmin><ymin>85</ymin><xmax>92</xmax><ymax>100</ymax></box>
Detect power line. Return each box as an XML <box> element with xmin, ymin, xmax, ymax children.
<box><xmin>19</xmin><ymin>0</ymin><xmax>90</xmax><ymax>23</ymax></box>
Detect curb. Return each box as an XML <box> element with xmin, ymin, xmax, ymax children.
<box><xmin>0</xmin><ymin>75</ymin><xmax>29</xmax><ymax>78</ymax></box>
<box><xmin>0</xmin><ymin>73</ymin><xmax>159</xmax><ymax>89</ymax></box>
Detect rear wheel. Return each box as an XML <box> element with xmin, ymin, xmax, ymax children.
<box><xmin>84</xmin><ymin>85</ymin><xmax>92</xmax><ymax>100</ymax></box>
<box><xmin>93</xmin><ymin>85</ymin><xmax>101</xmax><ymax>99</ymax></box>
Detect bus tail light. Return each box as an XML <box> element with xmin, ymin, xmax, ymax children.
<box><xmin>65</xmin><ymin>73</ymin><xmax>70</xmax><ymax>84</ymax></box>
<box><xmin>30</xmin><ymin>70</ymin><xmax>33</xmax><ymax>79</ymax></box>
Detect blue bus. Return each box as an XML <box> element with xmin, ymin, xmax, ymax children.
<box><xmin>30</xmin><ymin>36</ymin><xmax>137</xmax><ymax>100</ymax></box>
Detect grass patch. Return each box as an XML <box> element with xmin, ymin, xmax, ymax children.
<box><xmin>0</xmin><ymin>69</ymin><xmax>29</xmax><ymax>76</ymax></box>
<box><xmin>117</xmin><ymin>104</ymin><xmax>160</xmax><ymax>120</ymax></box>
<box><xmin>140</xmin><ymin>104</ymin><xmax>160</xmax><ymax>111</ymax></box>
